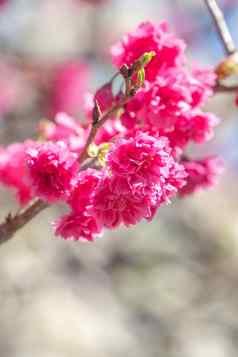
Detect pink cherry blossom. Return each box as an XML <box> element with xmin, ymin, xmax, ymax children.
<box><xmin>69</xmin><ymin>169</ymin><xmax>102</xmax><ymax>212</ymax></box>
<box><xmin>92</xmin><ymin>175</ymin><xmax>152</xmax><ymax>228</ymax></box>
<box><xmin>121</xmin><ymin>66</ymin><xmax>217</xmax><ymax>134</ymax></box>
<box><xmin>179</xmin><ymin>156</ymin><xmax>224</xmax><ymax>196</ymax></box>
<box><xmin>54</xmin><ymin>211</ymin><xmax>102</xmax><ymax>241</ymax></box>
<box><xmin>26</xmin><ymin>141</ymin><xmax>79</xmax><ymax>203</ymax></box>
<box><xmin>163</xmin><ymin>111</ymin><xmax>219</xmax><ymax>150</ymax></box>
<box><xmin>107</xmin><ymin>131</ymin><xmax>187</xmax><ymax>190</ymax></box>
<box><xmin>111</xmin><ymin>21</ymin><xmax>185</xmax><ymax>81</ymax></box>
<box><xmin>107</xmin><ymin>132</ymin><xmax>174</xmax><ymax>185</ymax></box>
<box><xmin>0</xmin><ymin>141</ymin><xmax>34</xmax><ymax>205</ymax></box>
<box><xmin>92</xmin><ymin>132</ymin><xmax>187</xmax><ymax>229</ymax></box>
<box><xmin>189</xmin><ymin>66</ymin><xmax>217</xmax><ymax>107</ymax></box>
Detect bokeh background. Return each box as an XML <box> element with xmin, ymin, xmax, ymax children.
<box><xmin>1</xmin><ymin>0</ymin><xmax>238</xmax><ymax>356</ymax></box>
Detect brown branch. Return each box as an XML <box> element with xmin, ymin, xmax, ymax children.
<box><xmin>78</xmin><ymin>95</ymin><xmax>130</xmax><ymax>163</ymax></box>
<box><xmin>78</xmin><ymin>61</ymin><xmax>143</xmax><ymax>164</ymax></box>
<box><xmin>0</xmin><ymin>75</ymin><xmax>135</xmax><ymax>245</ymax></box>
<box><xmin>214</xmin><ymin>83</ymin><xmax>238</xmax><ymax>93</ymax></box>
<box><xmin>0</xmin><ymin>199</ymin><xmax>48</xmax><ymax>245</ymax></box>
<box><xmin>204</xmin><ymin>0</ymin><xmax>236</xmax><ymax>55</ymax></box>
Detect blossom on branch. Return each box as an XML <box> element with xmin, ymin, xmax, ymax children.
<box><xmin>111</xmin><ymin>21</ymin><xmax>185</xmax><ymax>81</ymax></box>
<box><xmin>0</xmin><ymin>141</ymin><xmax>34</xmax><ymax>205</ymax></box>
<box><xmin>0</xmin><ymin>20</ymin><xmax>225</xmax><ymax>244</ymax></box>
<box><xmin>179</xmin><ymin>157</ymin><xmax>224</xmax><ymax>196</ymax></box>
<box><xmin>26</xmin><ymin>141</ymin><xmax>79</xmax><ymax>203</ymax></box>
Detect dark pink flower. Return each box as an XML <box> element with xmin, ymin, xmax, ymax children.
<box><xmin>107</xmin><ymin>132</ymin><xmax>186</xmax><ymax>187</ymax></box>
<box><xmin>123</xmin><ymin>69</ymin><xmax>216</xmax><ymax>130</ymax></box>
<box><xmin>26</xmin><ymin>141</ymin><xmax>79</xmax><ymax>203</ymax></box>
<box><xmin>189</xmin><ymin>67</ymin><xmax>217</xmax><ymax>107</ymax></box>
<box><xmin>162</xmin><ymin>160</ymin><xmax>188</xmax><ymax>202</ymax></box>
<box><xmin>162</xmin><ymin>67</ymin><xmax>216</xmax><ymax>108</ymax></box>
<box><xmin>92</xmin><ymin>132</ymin><xmax>186</xmax><ymax>228</ymax></box>
<box><xmin>164</xmin><ymin>111</ymin><xmax>219</xmax><ymax>150</ymax></box>
<box><xmin>93</xmin><ymin>175</ymin><xmax>152</xmax><ymax>228</ymax></box>
<box><xmin>179</xmin><ymin>156</ymin><xmax>224</xmax><ymax>196</ymax></box>
<box><xmin>107</xmin><ymin>132</ymin><xmax>170</xmax><ymax>184</ymax></box>
<box><xmin>69</xmin><ymin>169</ymin><xmax>102</xmax><ymax>212</ymax></box>
<box><xmin>121</xmin><ymin>76</ymin><xmax>190</xmax><ymax>132</ymax></box>
<box><xmin>0</xmin><ymin>141</ymin><xmax>34</xmax><ymax>205</ymax></box>
<box><xmin>111</xmin><ymin>21</ymin><xmax>185</xmax><ymax>81</ymax></box>
<box><xmin>54</xmin><ymin>211</ymin><xmax>102</xmax><ymax>241</ymax></box>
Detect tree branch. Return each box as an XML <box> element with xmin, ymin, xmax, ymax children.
<box><xmin>78</xmin><ymin>95</ymin><xmax>131</xmax><ymax>163</ymax></box>
<box><xmin>0</xmin><ymin>199</ymin><xmax>48</xmax><ymax>245</ymax></box>
<box><xmin>0</xmin><ymin>66</ymin><xmax>138</xmax><ymax>245</ymax></box>
<box><xmin>214</xmin><ymin>83</ymin><xmax>238</xmax><ymax>93</ymax></box>
<box><xmin>204</xmin><ymin>0</ymin><xmax>236</xmax><ymax>56</ymax></box>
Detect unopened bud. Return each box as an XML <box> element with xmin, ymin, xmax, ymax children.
<box><xmin>87</xmin><ymin>143</ymin><xmax>99</xmax><ymax>158</ymax></box>
<box><xmin>216</xmin><ymin>52</ymin><xmax>238</xmax><ymax>80</ymax></box>
<box><xmin>137</xmin><ymin>68</ymin><xmax>145</xmax><ymax>87</ymax></box>
<box><xmin>92</xmin><ymin>100</ymin><xmax>102</xmax><ymax>125</ymax></box>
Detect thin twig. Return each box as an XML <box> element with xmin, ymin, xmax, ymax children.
<box><xmin>204</xmin><ymin>0</ymin><xmax>236</xmax><ymax>55</ymax></box>
<box><xmin>215</xmin><ymin>83</ymin><xmax>238</xmax><ymax>93</ymax></box>
<box><xmin>78</xmin><ymin>95</ymin><xmax>130</xmax><ymax>163</ymax></box>
<box><xmin>0</xmin><ymin>199</ymin><xmax>48</xmax><ymax>245</ymax></box>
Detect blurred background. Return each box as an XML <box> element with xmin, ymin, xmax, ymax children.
<box><xmin>0</xmin><ymin>0</ymin><xmax>238</xmax><ymax>356</ymax></box>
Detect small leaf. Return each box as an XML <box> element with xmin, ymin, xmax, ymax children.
<box><xmin>139</xmin><ymin>51</ymin><xmax>156</xmax><ymax>67</ymax></box>
<box><xmin>137</xmin><ymin>68</ymin><xmax>145</xmax><ymax>87</ymax></box>
<box><xmin>216</xmin><ymin>53</ymin><xmax>238</xmax><ymax>79</ymax></box>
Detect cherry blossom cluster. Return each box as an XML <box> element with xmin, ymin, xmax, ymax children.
<box><xmin>0</xmin><ymin>21</ymin><xmax>223</xmax><ymax>242</ymax></box>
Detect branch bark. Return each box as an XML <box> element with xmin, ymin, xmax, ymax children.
<box><xmin>204</xmin><ymin>0</ymin><xmax>236</xmax><ymax>55</ymax></box>
<box><xmin>214</xmin><ymin>83</ymin><xmax>238</xmax><ymax>93</ymax></box>
<box><xmin>0</xmin><ymin>199</ymin><xmax>48</xmax><ymax>245</ymax></box>
<box><xmin>78</xmin><ymin>95</ymin><xmax>130</xmax><ymax>163</ymax></box>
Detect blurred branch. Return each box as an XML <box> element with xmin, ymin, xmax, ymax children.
<box><xmin>215</xmin><ymin>83</ymin><xmax>238</xmax><ymax>93</ymax></box>
<box><xmin>204</xmin><ymin>0</ymin><xmax>236</xmax><ymax>55</ymax></box>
